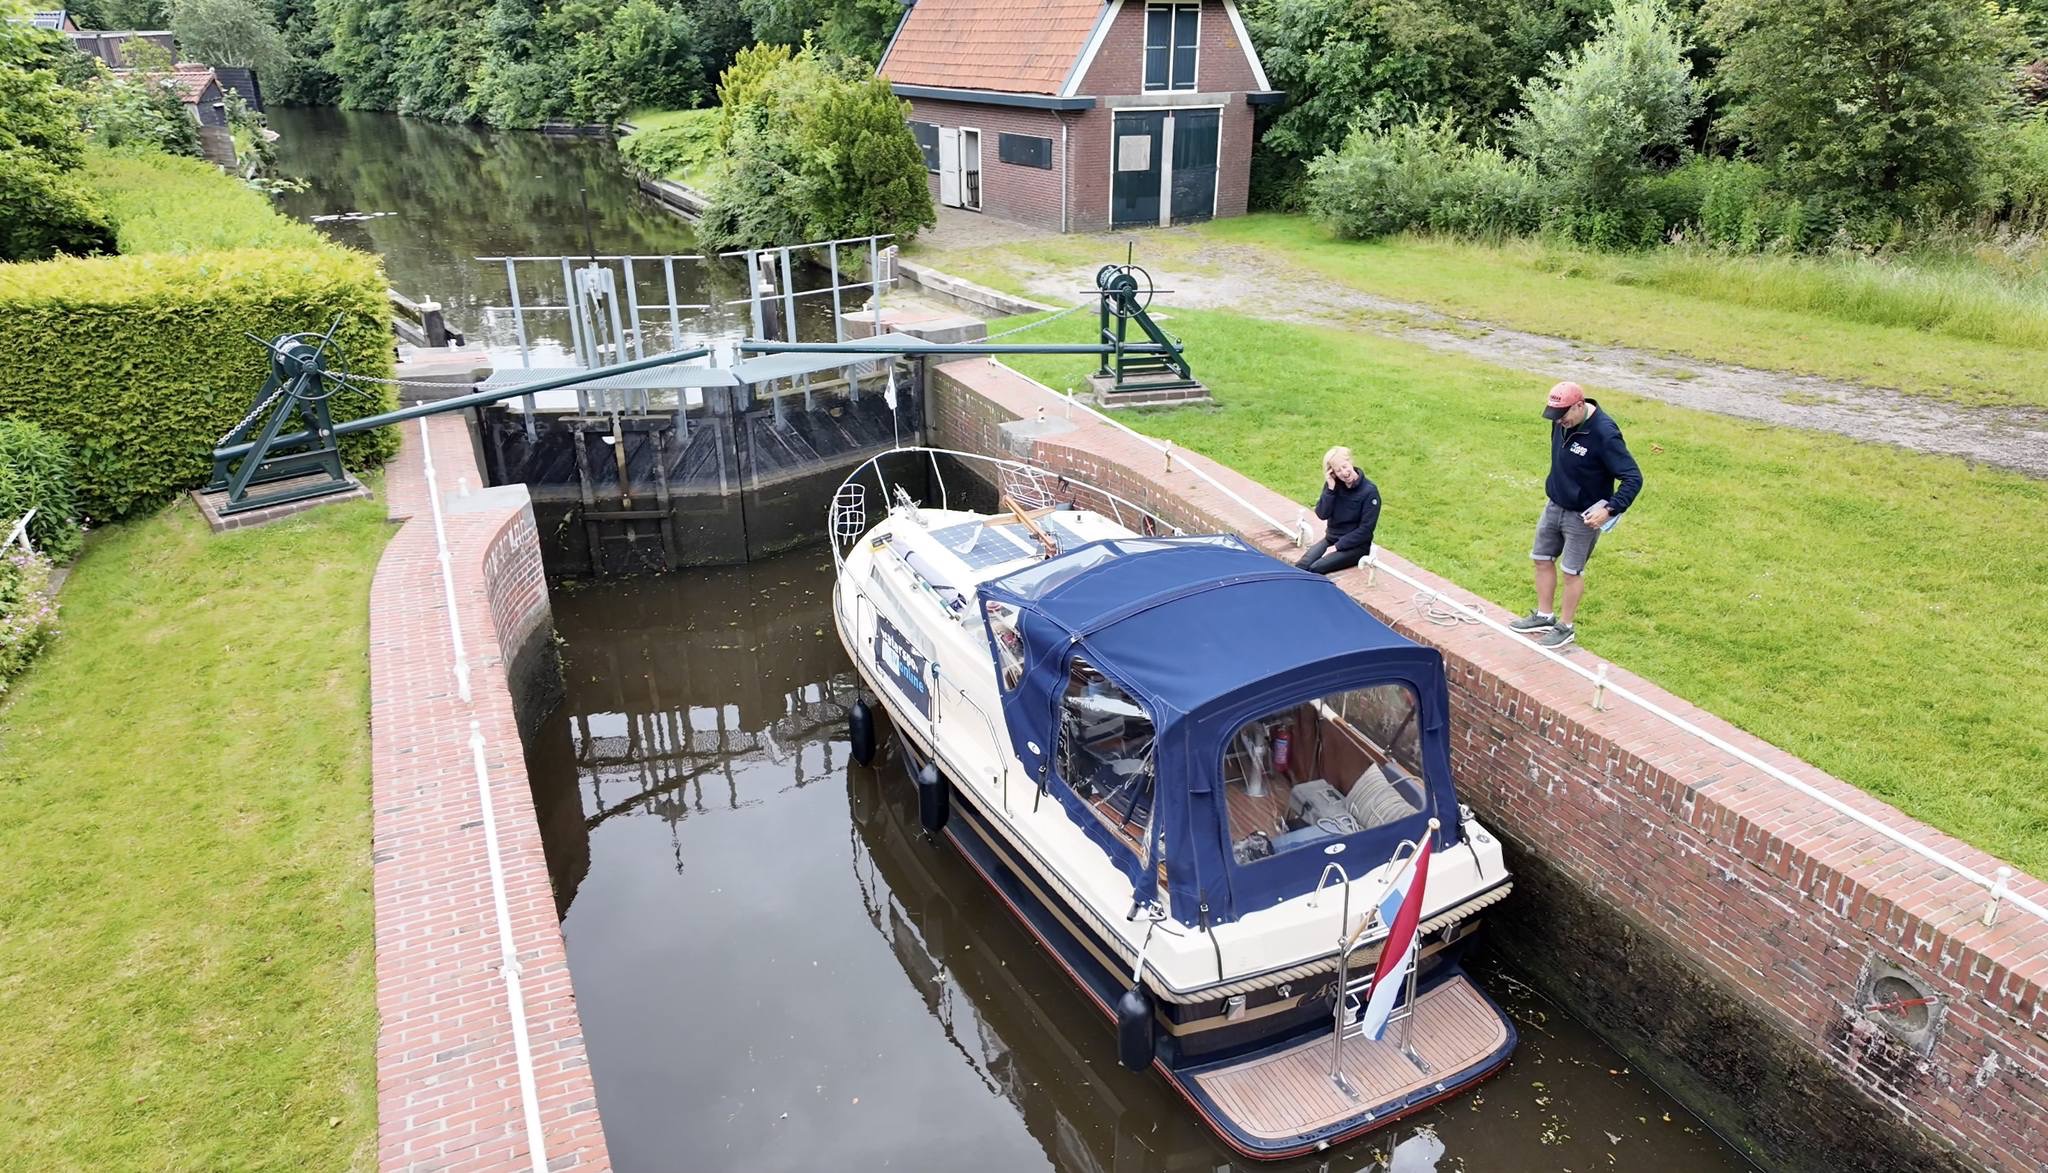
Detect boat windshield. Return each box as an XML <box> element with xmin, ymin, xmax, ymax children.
<box><xmin>1222</xmin><ymin>682</ymin><xmax>1428</xmax><ymax>868</ymax></box>
<box><xmin>994</xmin><ymin>534</ymin><xmax>1243</xmax><ymax>600</ymax></box>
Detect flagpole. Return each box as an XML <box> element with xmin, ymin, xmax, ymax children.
<box><xmin>1398</xmin><ymin>819</ymin><xmax>1440</xmax><ymax>1064</ymax></box>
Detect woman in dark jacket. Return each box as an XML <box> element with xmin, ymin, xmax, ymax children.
<box><xmin>1296</xmin><ymin>445</ymin><xmax>1380</xmax><ymax>575</ymax></box>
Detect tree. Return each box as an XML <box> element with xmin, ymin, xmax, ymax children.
<box><xmin>0</xmin><ymin>15</ymin><xmax>116</xmax><ymax>261</ymax></box>
<box><xmin>740</xmin><ymin>0</ymin><xmax>899</xmax><ymax>62</ymax></box>
<box><xmin>1510</xmin><ymin>0</ymin><xmax>1699</xmax><ymax>214</ymax></box>
<box><xmin>1703</xmin><ymin>0</ymin><xmax>2019</xmax><ymax>217</ymax></box>
<box><xmin>172</xmin><ymin>0</ymin><xmax>290</xmax><ymax>77</ymax></box>
<box><xmin>82</xmin><ymin>44</ymin><xmax>203</xmax><ymax>157</ymax></box>
<box><xmin>700</xmin><ymin>45</ymin><xmax>932</xmax><ymax>247</ymax></box>
<box><xmin>101</xmin><ymin>0</ymin><xmax>172</xmax><ymax>27</ymax></box>
<box><xmin>1246</xmin><ymin>0</ymin><xmax>1605</xmax><ymax>171</ymax></box>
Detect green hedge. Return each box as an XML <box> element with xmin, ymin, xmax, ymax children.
<box><xmin>0</xmin><ymin>151</ymin><xmax>396</xmax><ymax>520</ymax></box>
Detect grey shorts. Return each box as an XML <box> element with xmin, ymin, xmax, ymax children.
<box><xmin>1531</xmin><ymin>501</ymin><xmax>1601</xmax><ymax>576</ymax></box>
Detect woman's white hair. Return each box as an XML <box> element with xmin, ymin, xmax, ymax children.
<box><xmin>1322</xmin><ymin>445</ymin><xmax>1353</xmax><ymax>469</ymax></box>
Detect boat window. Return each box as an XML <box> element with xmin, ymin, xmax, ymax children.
<box><xmin>984</xmin><ymin>600</ymin><xmax>1025</xmax><ymax>691</ymax></box>
<box><xmin>1055</xmin><ymin>658</ymin><xmax>1156</xmax><ymax>863</ymax></box>
<box><xmin>1222</xmin><ymin>683</ymin><xmax>1428</xmax><ymax>867</ymax></box>
<box><xmin>997</xmin><ymin>543</ymin><xmax>1119</xmax><ymax>599</ymax></box>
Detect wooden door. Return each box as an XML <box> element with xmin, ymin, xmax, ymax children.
<box><xmin>1111</xmin><ymin>112</ymin><xmax>1164</xmax><ymax>228</ymax></box>
<box><xmin>1169</xmin><ymin>110</ymin><xmax>1219</xmax><ymax>224</ymax></box>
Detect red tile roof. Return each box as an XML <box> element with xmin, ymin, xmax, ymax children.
<box><xmin>881</xmin><ymin>0</ymin><xmax>1108</xmax><ymax>96</ymax></box>
<box><xmin>166</xmin><ymin>64</ymin><xmax>220</xmax><ymax>104</ymax></box>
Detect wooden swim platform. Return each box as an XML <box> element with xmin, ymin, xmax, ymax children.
<box><xmin>1191</xmin><ymin>975</ymin><xmax>1508</xmax><ymax>1142</ymax></box>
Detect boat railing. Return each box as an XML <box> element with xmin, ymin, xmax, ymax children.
<box><xmin>826</xmin><ymin>445</ymin><xmax>1184</xmax><ymax>574</ymax></box>
<box><xmin>933</xmin><ymin>665</ymin><xmax>1011</xmax><ymax>811</ymax></box>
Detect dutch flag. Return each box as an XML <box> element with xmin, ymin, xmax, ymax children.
<box><xmin>1358</xmin><ymin>832</ymin><xmax>1435</xmax><ymax>1042</ymax></box>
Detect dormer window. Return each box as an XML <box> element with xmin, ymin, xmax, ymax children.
<box><xmin>1144</xmin><ymin>3</ymin><xmax>1199</xmax><ymax>92</ymax></box>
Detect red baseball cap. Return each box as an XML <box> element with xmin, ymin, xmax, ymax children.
<box><xmin>1542</xmin><ymin>381</ymin><xmax>1586</xmax><ymax>420</ymax></box>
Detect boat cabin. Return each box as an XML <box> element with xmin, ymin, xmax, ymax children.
<box><xmin>979</xmin><ymin>534</ymin><xmax>1463</xmax><ymax>926</ymax></box>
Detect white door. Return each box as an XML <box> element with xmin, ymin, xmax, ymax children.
<box><xmin>938</xmin><ymin>127</ymin><xmax>962</xmax><ymax>208</ymax></box>
<box><xmin>961</xmin><ymin>129</ymin><xmax>982</xmax><ymax>212</ymax></box>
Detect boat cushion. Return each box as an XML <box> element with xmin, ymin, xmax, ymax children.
<box><xmin>1346</xmin><ymin>764</ymin><xmax>1418</xmax><ymax>830</ymax></box>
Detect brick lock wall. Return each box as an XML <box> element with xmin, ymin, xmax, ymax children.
<box><xmin>370</xmin><ymin>415</ymin><xmax>610</xmax><ymax>1172</ymax></box>
<box><xmin>927</xmin><ymin>358</ymin><xmax>2048</xmax><ymax>1173</ymax></box>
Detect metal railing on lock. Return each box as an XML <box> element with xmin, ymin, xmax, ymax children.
<box><xmin>721</xmin><ymin>234</ymin><xmax>897</xmax><ymax>345</ymax></box>
<box><xmin>479</xmin><ymin>253</ymin><xmax>719</xmax><ymax>370</ymax></box>
<box><xmin>981</xmin><ymin>360</ymin><xmax>2042</xmax><ymax>930</ymax></box>
<box><xmin>417</xmin><ymin>419</ymin><xmax>550</xmax><ymax>1173</ymax></box>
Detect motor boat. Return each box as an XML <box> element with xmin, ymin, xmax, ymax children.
<box><xmin>828</xmin><ymin>449</ymin><xmax>1518</xmax><ymax>1159</ymax></box>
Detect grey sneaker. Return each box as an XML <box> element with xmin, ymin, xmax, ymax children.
<box><xmin>1509</xmin><ymin>610</ymin><xmax>1556</xmax><ymax>633</ymax></box>
<box><xmin>1537</xmin><ymin>623</ymin><xmax>1577</xmax><ymax>649</ymax></box>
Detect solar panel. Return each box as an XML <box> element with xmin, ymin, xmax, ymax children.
<box><xmin>929</xmin><ymin>522</ymin><xmax>1039</xmax><ymax>572</ymax></box>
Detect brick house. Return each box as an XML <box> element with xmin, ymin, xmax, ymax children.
<box><xmin>878</xmin><ymin>0</ymin><xmax>1280</xmax><ymax>232</ymax></box>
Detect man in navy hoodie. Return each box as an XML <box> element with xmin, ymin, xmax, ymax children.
<box><xmin>1509</xmin><ymin>382</ymin><xmax>1644</xmax><ymax>648</ymax></box>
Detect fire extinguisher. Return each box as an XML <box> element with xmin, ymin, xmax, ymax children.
<box><xmin>1271</xmin><ymin>727</ymin><xmax>1292</xmax><ymax>773</ymax></box>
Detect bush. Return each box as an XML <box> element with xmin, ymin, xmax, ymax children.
<box><xmin>0</xmin><ymin>150</ymin><xmax>396</xmax><ymax>520</ymax></box>
<box><xmin>0</xmin><ymin>419</ymin><xmax>83</xmax><ymax>562</ymax></box>
<box><xmin>1306</xmin><ymin>113</ymin><xmax>1548</xmax><ymax>240</ymax></box>
<box><xmin>619</xmin><ymin>107</ymin><xmax>719</xmax><ymax>180</ymax></box>
<box><xmin>1985</xmin><ymin>117</ymin><xmax>2048</xmax><ymax>225</ymax></box>
<box><xmin>0</xmin><ymin>149</ymin><xmax>116</xmax><ymax>262</ymax></box>
<box><xmin>699</xmin><ymin>47</ymin><xmax>934</xmax><ymax>248</ymax></box>
<box><xmin>0</xmin><ymin>545</ymin><xmax>59</xmax><ymax>696</ymax></box>
<box><xmin>1704</xmin><ymin>0</ymin><xmax>2017</xmax><ymax>218</ymax></box>
<box><xmin>1510</xmin><ymin>0</ymin><xmax>1701</xmax><ymax>235</ymax></box>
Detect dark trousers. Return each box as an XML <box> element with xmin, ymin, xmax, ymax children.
<box><xmin>1296</xmin><ymin>538</ymin><xmax>1366</xmax><ymax>575</ymax></box>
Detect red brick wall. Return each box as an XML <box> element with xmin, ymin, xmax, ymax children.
<box><xmin>371</xmin><ymin>415</ymin><xmax>610</xmax><ymax>1172</ymax></box>
<box><xmin>1071</xmin><ymin>0</ymin><xmax>1260</xmax><ymax>226</ymax></box>
<box><xmin>927</xmin><ymin>358</ymin><xmax>2048</xmax><ymax>1173</ymax></box>
<box><xmin>904</xmin><ymin>97</ymin><xmax>1072</xmax><ymax>231</ymax></box>
<box><xmin>900</xmin><ymin>0</ymin><xmax>1264</xmax><ymax>231</ymax></box>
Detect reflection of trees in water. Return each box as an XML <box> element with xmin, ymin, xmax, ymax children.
<box><xmin>264</xmin><ymin>106</ymin><xmax>802</xmax><ymax>352</ymax></box>
<box><xmin>538</xmin><ymin>675</ymin><xmax>856</xmax><ymax>905</ymax></box>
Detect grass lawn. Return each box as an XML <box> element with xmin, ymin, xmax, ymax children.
<box><xmin>990</xmin><ymin>307</ymin><xmax>2048</xmax><ymax>874</ymax></box>
<box><xmin>913</xmin><ymin>214</ymin><xmax>2048</xmax><ymax>409</ymax></box>
<box><xmin>0</xmin><ymin>496</ymin><xmax>390</xmax><ymax>1169</ymax></box>
<box><xmin>620</xmin><ymin>106</ymin><xmax>719</xmax><ymax>188</ymax></box>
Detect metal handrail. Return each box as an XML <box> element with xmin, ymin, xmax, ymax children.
<box><xmin>980</xmin><ymin>360</ymin><xmax>2044</xmax><ymax>928</ymax></box>
<box><xmin>934</xmin><ymin>665</ymin><xmax>1011</xmax><ymax>811</ymax></box>
<box><xmin>824</xmin><ymin>445</ymin><xmax>1186</xmax><ymax>574</ymax></box>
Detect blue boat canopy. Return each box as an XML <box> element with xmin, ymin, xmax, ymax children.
<box><xmin>979</xmin><ymin>535</ymin><xmax>1463</xmax><ymax>928</ymax></box>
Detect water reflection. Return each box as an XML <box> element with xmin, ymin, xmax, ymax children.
<box><xmin>266</xmin><ymin>106</ymin><xmax>836</xmax><ymax>365</ymax></box>
<box><xmin>523</xmin><ymin>551</ymin><xmax>1753</xmax><ymax>1173</ymax></box>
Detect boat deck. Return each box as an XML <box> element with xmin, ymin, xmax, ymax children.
<box><xmin>1190</xmin><ymin>976</ymin><xmax>1508</xmax><ymax>1142</ymax></box>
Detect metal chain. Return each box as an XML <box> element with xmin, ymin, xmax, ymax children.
<box><xmin>216</xmin><ymin>380</ymin><xmax>291</xmax><ymax>446</ymax></box>
<box><xmin>981</xmin><ymin>300</ymin><xmax>1090</xmax><ymax>342</ymax></box>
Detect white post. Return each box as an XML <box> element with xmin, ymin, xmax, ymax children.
<box><xmin>1986</xmin><ymin>866</ymin><xmax>2014</xmax><ymax>926</ymax></box>
<box><xmin>1593</xmin><ymin>663</ymin><xmax>1610</xmax><ymax>711</ymax></box>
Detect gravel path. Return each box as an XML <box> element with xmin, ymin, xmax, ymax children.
<box><xmin>992</xmin><ymin>240</ymin><xmax>2048</xmax><ymax>478</ymax></box>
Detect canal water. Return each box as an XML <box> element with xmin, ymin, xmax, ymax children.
<box><xmin>266</xmin><ymin>107</ymin><xmax>834</xmax><ymax>365</ymax></box>
<box><xmin>523</xmin><ymin>551</ymin><xmax>1755</xmax><ymax>1172</ymax></box>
